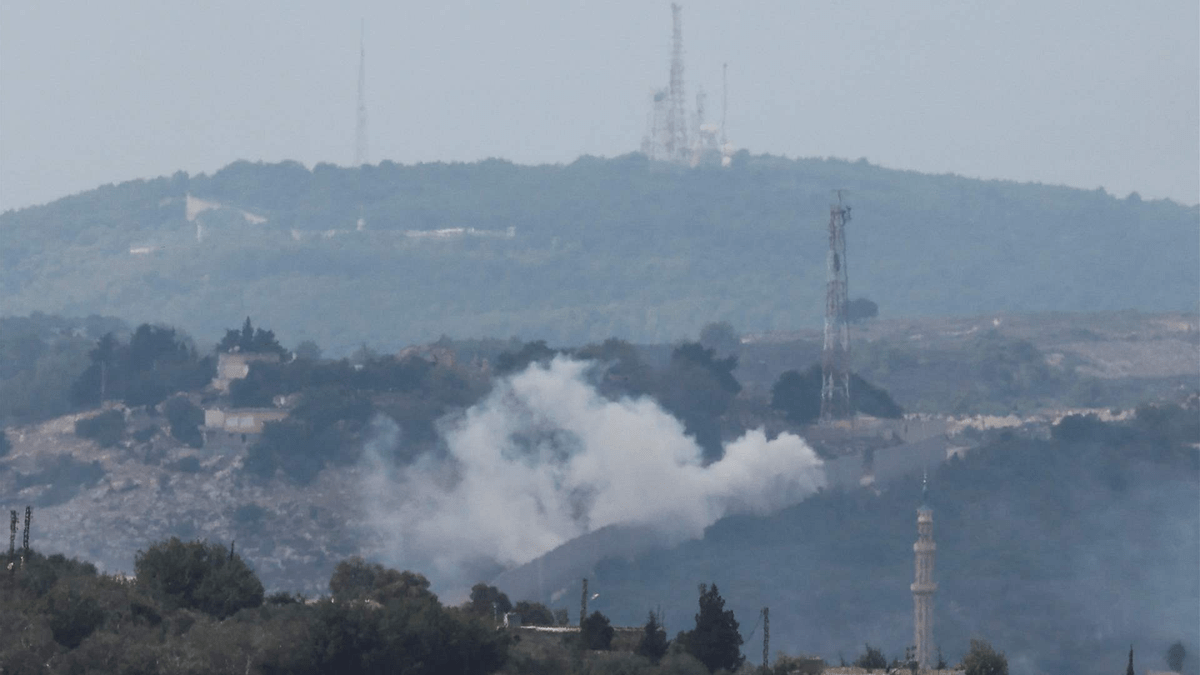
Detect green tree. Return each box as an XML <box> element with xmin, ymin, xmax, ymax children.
<box><xmin>42</xmin><ymin>584</ymin><xmax>105</xmax><ymax>649</ymax></box>
<box><xmin>134</xmin><ymin>537</ymin><xmax>264</xmax><ymax>619</ymax></box>
<box><xmin>495</xmin><ymin>340</ymin><xmax>558</xmax><ymax>375</ymax></box>
<box><xmin>698</xmin><ymin>321</ymin><xmax>741</xmax><ymax>358</ymax></box>
<box><xmin>218</xmin><ymin>317</ymin><xmax>286</xmax><ymax>356</ymax></box>
<box><xmin>854</xmin><ymin>643</ymin><xmax>887</xmax><ymax>671</ymax></box>
<box><xmin>74</xmin><ymin>410</ymin><xmax>126</xmax><ymax>448</ymax></box>
<box><xmin>771</xmin><ymin>366</ymin><xmax>822</xmax><ymax>425</ymax></box>
<box><xmin>1167</xmin><ymin>641</ymin><xmax>1187</xmax><ymax>672</ymax></box>
<box><xmin>635</xmin><ymin>611</ymin><xmax>670</xmax><ymax>664</ymax></box>
<box><xmin>512</xmin><ymin>600</ymin><xmax>556</xmax><ymax>626</ymax></box>
<box><xmin>1127</xmin><ymin>645</ymin><xmax>1135</xmax><ymax>675</ymax></box>
<box><xmin>847</xmin><ymin>297</ymin><xmax>879</xmax><ymax>322</ymax></box>
<box><xmin>581</xmin><ymin>610</ymin><xmax>615</xmax><ymax>650</ymax></box>
<box><xmin>963</xmin><ymin>639</ymin><xmax>1008</xmax><ymax>675</ymax></box>
<box><xmin>163</xmin><ymin>394</ymin><xmax>204</xmax><ymax>447</ymax></box>
<box><xmin>294</xmin><ymin>339</ymin><xmax>323</xmax><ymax>361</ymax></box>
<box><xmin>681</xmin><ymin>583</ymin><xmax>743</xmax><ymax>673</ymax></box>
<box><xmin>467</xmin><ymin>583</ymin><xmax>512</xmax><ymax>620</ymax></box>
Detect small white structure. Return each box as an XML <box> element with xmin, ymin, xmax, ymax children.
<box><xmin>202</xmin><ymin>407</ymin><xmax>288</xmax><ymax>435</ymax></box>
<box><xmin>212</xmin><ymin>352</ymin><xmax>281</xmax><ymax>392</ymax></box>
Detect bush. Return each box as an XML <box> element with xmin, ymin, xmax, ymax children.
<box><xmin>43</xmin><ymin>585</ymin><xmax>105</xmax><ymax>648</ymax></box>
<box><xmin>74</xmin><ymin>410</ymin><xmax>125</xmax><ymax>447</ymax></box>
<box><xmin>963</xmin><ymin>639</ymin><xmax>1008</xmax><ymax>675</ymax></box>
<box><xmin>163</xmin><ymin>395</ymin><xmax>204</xmax><ymax>448</ymax></box>
<box><xmin>854</xmin><ymin>643</ymin><xmax>887</xmax><ymax>671</ymax></box>
<box><xmin>134</xmin><ymin>537</ymin><xmax>264</xmax><ymax>619</ymax></box>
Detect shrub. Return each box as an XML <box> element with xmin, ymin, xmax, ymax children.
<box><xmin>43</xmin><ymin>585</ymin><xmax>105</xmax><ymax>648</ymax></box>
<box><xmin>74</xmin><ymin>410</ymin><xmax>125</xmax><ymax>447</ymax></box>
<box><xmin>163</xmin><ymin>395</ymin><xmax>204</xmax><ymax>448</ymax></box>
<box><xmin>854</xmin><ymin>643</ymin><xmax>887</xmax><ymax>671</ymax></box>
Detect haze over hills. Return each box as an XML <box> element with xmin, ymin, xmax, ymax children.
<box><xmin>2</xmin><ymin>154</ymin><xmax>1196</xmax><ymax>353</ymax></box>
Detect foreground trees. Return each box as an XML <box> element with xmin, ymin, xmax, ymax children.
<box><xmin>1</xmin><ymin>541</ymin><xmax>509</xmax><ymax>675</ymax></box>
<box><xmin>678</xmin><ymin>583</ymin><xmax>743</xmax><ymax>673</ymax></box>
<box><xmin>964</xmin><ymin>639</ymin><xmax>1009</xmax><ymax>675</ymax></box>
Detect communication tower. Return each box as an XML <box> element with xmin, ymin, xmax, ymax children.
<box><xmin>354</xmin><ymin>21</ymin><xmax>369</xmax><ymax>167</ymax></box>
<box><xmin>665</xmin><ymin>3</ymin><xmax>689</xmax><ymax>162</ymax></box>
<box><xmin>820</xmin><ymin>192</ymin><xmax>852</xmax><ymax>421</ymax></box>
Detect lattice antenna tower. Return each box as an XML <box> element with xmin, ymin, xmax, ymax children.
<box><xmin>354</xmin><ymin>20</ymin><xmax>369</xmax><ymax>167</ymax></box>
<box><xmin>22</xmin><ymin>506</ymin><xmax>31</xmax><ymax>557</ymax></box>
<box><xmin>820</xmin><ymin>191</ymin><xmax>852</xmax><ymax>421</ymax></box>
<box><xmin>720</xmin><ymin>62</ymin><xmax>728</xmax><ymax>147</ymax></box>
<box><xmin>665</xmin><ymin>3</ymin><xmax>688</xmax><ymax>162</ymax></box>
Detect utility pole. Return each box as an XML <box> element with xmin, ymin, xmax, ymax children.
<box><xmin>762</xmin><ymin>607</ymin><xmax>770</xmax><ymax>673</ymax></box>
<box><xmin>820</xmin><ymin>191</ymin><xmax>852</xmax><ymax>421</ymax></box>
<box><xmin>580</xmin><ymin>578</ymin><xmax>588</xmax><ymax>626</ymax></box>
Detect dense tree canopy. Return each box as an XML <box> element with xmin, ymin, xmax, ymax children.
<box><xmin>133</xmin><ymin>537</ymin><xmax>264</xmax><ymax>619</ymax></box>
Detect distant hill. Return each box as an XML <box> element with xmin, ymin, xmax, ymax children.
<box><xmin>2</xmin><ymin>154</ymin><xmax>1196</xmax><ymax>352</ymax></box>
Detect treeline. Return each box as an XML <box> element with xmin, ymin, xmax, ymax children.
<box><xmin>0</xmin><ymin>536</ymin><xmax>1020</xmax><ymax>675</ymax></box>
<box><xmin>0</xmin><ymin>540</ymin><xmax>507</xmax><ymax>675</ymax></box>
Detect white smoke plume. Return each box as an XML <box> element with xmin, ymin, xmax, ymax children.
<box><xmin>360</xmin><ymin>356</ymin><xmax>825</xmax><ymax>583</ymax></box>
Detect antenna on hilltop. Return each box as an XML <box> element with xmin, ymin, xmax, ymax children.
<box><xmin>354</xmin><ymin>19</ymin><xmax>369</xmax><ymax>167</ymax></box>
<box><xmin>821</xmin><ymin>190</ymin><xmax>852</xmax><ymax>422</ymax></box>
<box><xmin>720</xmin><ymin>62</ymin><xmax>728</xmax><ymax>147</ymax></box>
<box><xmin>665</xmin><ymin>3</ymin><xmax>688</xmax><ymax>163</ymax></box>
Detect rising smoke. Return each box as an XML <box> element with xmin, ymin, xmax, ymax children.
<box><xmin>359</xmin><ymin>356</ymin><xmax>825</xmax><ymax>588</ymax></box>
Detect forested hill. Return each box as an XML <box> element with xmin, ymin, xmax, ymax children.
<box><xmin>2</xmin><ymin>154</ymin><xmax>1197</xmax><ymax>352</ymax></box>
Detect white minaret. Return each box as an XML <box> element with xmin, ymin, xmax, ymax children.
<box><xmin>911</xmin><ymin>473</ymin><xmax>937</xmax><ymax>670</ymax></box>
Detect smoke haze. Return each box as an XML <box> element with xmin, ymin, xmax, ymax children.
<box><xmin>359</xmin><ymin>356</ymin><xmax>824</xmax><ymax>587</ymax></box>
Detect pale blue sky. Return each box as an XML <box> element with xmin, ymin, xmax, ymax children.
<box><xmin>2</xmin><ymin>0</ymin><xmax>1197</xmax><ymax>210</ymax></box>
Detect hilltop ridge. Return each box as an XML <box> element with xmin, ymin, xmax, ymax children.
<box><xmin>2</xmin><ymin>154</ymin><xmax>1196</xmax><ymax>352</ymax></box>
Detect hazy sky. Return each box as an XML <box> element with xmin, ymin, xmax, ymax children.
<box><xmin>2</xmin><ymin>0</ymin><xmax>1197</xmax><ymax>211</ymax></box>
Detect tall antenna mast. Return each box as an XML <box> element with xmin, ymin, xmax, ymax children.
<box><xmin>354</xmin><ymin>20</ymin><xmax>369</xmax><ymax>167</ymax></box>
<box><xmin>821</xmin><ymin>191</ymin><xmax>852</xmax><ymax>421</ymax></box>
<box><xmin>720</xmin><ymin>62</ymin><xmax>728</xmax><ymax>147</ymax></box>
<box><xmin>666</xmin><ymin>3</ymin><xmax>688</xmax><ymax>163</ymax></box>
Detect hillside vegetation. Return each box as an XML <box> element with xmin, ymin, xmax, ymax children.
<box><xmin>2</xmin><ymin>154</ymin><xmax>1196</xmax><ymax>351</ymax></box>
<box><xmin>570</xmin><ymin>407</ymin><xmax>1199</xmax><ymax>675</ymax></box>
